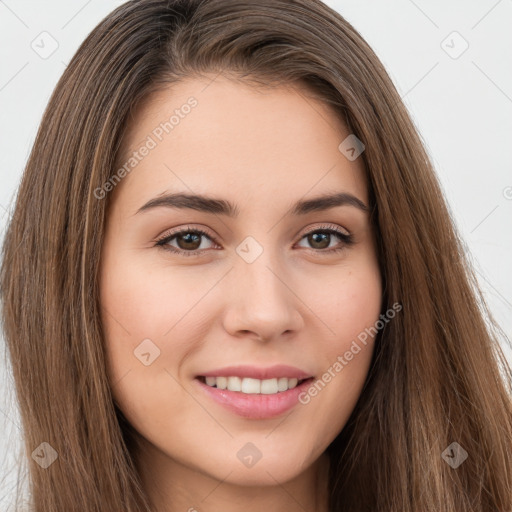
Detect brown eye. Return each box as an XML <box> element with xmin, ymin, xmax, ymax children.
<box><xmin>155</xmin><ymin>227</ymin><xmax>217</xmax><ymax>257</ymax></box>
<box><xmin>306</xmin><ymin>231</ymin><xmax>332</xmax><ymax>249</ymax></box>
<box><xmin>296</xmin><ymin>226</ymin><xmax>353</xmax><ymax>254</ymax></box>
<box><xmin>175</xmin><ymin>232</ymin><xmax>203</xmax><ymax>250</ymax></box>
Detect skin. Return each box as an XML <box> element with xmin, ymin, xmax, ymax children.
<box><xmin>99</xmin><ymin>74</ymin><xmax>382</xmax><ymax>512</ymax></box>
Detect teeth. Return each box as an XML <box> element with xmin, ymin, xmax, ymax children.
<box><xmin>227</xmin><ymin>376</ymin><xmax>241</xmax><ymax>391</ymax></box>
<box><xmin>277</xmin><ymin>377</ymin><xmax>289</xmax><ymax>392</ymax></box>
<box><xmin>216</xmin><ymin>376</ymin><xmax>227</xmax><ymax>389</ymax></box>
<box><xmin>241</xmin><ymin>378</ymin><xmax>260</xmax><ymax>394</ymax></box>
<box><xmin>202</xmin><ymin>376</ymin><xmax>302</xmax><ymax>394</ymax></box>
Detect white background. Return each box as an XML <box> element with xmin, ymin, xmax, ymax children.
<box><xmin>1</xmin><ymin>0</ymin><xmax>511</xmax><ymax>507</ymax></box>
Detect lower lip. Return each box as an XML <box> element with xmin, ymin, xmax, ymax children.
<box><xmin>194</xmin><ymin>377</ymin><xmax>315</xmax><ymax>419</ymax></box>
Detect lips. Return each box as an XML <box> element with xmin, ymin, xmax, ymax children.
<box><xmin>197</xmin><ymin>364</ymin><xmax>312</xmax><ymax>380</ymax></box>
<box><xmin>194</xmin><ymin>364</ymin><xmax>315</xmax><ymax>419</ymax></box>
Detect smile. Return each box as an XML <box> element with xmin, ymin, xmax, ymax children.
<box><xmin>198</xmin><ymin>375</ymin><xmax>308</xmax><ymax>394</ymax></box>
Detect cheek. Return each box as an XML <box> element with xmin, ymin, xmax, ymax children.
<box><xmin>331</xmin><ymin>272</ymin><xmax>382</xmax><ymax>345</ymax></box>
<box><xmin>99</xmin><ymin>253</ymin><xmax>228</xmax><ymax>431</ymax></box>
<box><xmin>101</xmin><ymin>258</ymin><xmax>198</xmax><ymax>334</ymax></box>
<box><xmin>315</xmin><ymin>255</ymin><xmax>382</xmax><ymax>350</ymax></box>
<box><xmin>297</xmin><ymin>261</ymin><xmax>381</xmax><ymax>441</ymax></box>
<box><xmin>100</xmin><ymin>256</ymin><xmax>211</xmax><ymax>363</ymax></box>
<box><xmin>99</xmin><ymin>258</ymin><xmax>205</xmax><ymax>436</ymax></box>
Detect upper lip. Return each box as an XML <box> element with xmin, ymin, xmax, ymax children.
<box><xmin>197</xmin><ymin>364</ymin><xmax>313</xmax><ymax>380</ymax></box>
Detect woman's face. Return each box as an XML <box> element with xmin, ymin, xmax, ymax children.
<box><xmin>99</xmin><ymin>75</ymin><xmax>382</xmax><ymax>493</ymax></box>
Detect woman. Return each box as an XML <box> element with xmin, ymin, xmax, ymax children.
<box><xmin>1</xmin><ymin>0</ymin><xmax>511</xmax><ymax>510</ymax></box>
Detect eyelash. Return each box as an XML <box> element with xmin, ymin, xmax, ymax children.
<box><xmin>154</xmin><ymin>224</ymin><xmax>354</xmax><ymax>258</ymax></box>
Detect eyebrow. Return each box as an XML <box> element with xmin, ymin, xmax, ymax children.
<box><xmin>135</xmin><ymin>191</ymin><xmax>369</xmax><ymax>217</ymax></box>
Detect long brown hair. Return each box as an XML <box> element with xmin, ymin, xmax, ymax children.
<box><xmin>1</xmin><ymin>0</ymin><xmax>511</xmax><ymax>510</ymax></box>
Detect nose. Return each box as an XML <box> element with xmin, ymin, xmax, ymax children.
<box><xmin>221</xmin><ymin>253</ymin><xmax>304</xmax><ymax>342</ymax></box>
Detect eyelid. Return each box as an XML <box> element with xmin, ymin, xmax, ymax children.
<box><xmin>155</xmin><ymin>222</ymin><xmax>351</xmax><ymax>243</ymax></box>
<box><xmin>296</xmin><ymin>222</ymin><xmax>350</xmax><ymax>239</ymax></box>
<box><xmin>154</xmin><ymin>224</ymin><xmax>217</xmax><ymax>245</ymax></box>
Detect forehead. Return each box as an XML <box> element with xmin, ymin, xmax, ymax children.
<box><xmin>111</xmin><ymin>74</ymin><xmax>368</xmax><ymax>213</ymax></box>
